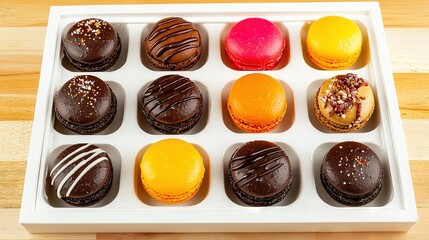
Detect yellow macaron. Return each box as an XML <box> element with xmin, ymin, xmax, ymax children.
<box><xmin>140</xmin><ymin>138</ymin><xmax>205</xmax><ymax>204</ymax></box>
<box><xmin>306</xmin><ymin>16</ymin><xmax>362</xmax><ymax>70</ymax></box>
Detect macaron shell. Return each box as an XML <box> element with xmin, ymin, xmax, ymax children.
<box><xmin>225</xmin><ymin>18</ymin><xmax>285</xmax><ymax>70</ymax></box>
<box><xmin>140</xmin><ymin>139</ymin><xmax>205</xmax><ymax>203</ymax></box>
<box><xmin>143</xmin><ymin>178</ymin><xmax>203</xmax><ymax>204</ymax></box>
<box><xmin>307</xmin><ymin>46</ymin><xmax>361</xmax><ymax>70</ymax></box>
<box><xmin>227</xmin><ymin>73</ymin><xmax>287</xmax><ymax>132</ymax></box>
<box><xmin>306</xmin><ymin>16</ymin><xmax>362</xmax><ymax>69</ymax></box>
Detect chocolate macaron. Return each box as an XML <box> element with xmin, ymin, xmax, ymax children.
<box><xmin>63</xmin><ymin>18</ymin><xmax>121</xmax><ymax>71</ymax></box>
<box><xmin>228</xmin><ymin>141</ymin><xmax>292</xmax><ymax>206</ymax></box>
<box><xmin>54</xmin><ymin>75</ymin><xmax>117</xmax><ymax>134</ymax></box>
<box><xmin>141</xmin><ymin>74</ymin><xmax>203</xmax><ymax>134</ymax></box>
<box><xmin>49</xmin><ymin>144</ymin><xmax>114</xmax><ymax>206</ymax></box>
<box><xmin>144</xmin><ymin>17</ymin><xmax>202</xmax><ymax>70</ymax></box>
<box><xmin>320</xmin><ymin>141</ymin><xmax>384</xmax><ymax>206</ymax></box>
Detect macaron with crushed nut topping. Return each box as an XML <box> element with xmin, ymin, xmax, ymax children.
<box><xmin>314</xmin><ymin>73</ymin><xmax>374</xmax><ymax>132</ymax></box>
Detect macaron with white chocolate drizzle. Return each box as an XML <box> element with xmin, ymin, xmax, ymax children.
<box><xmin>49</xmin><ymin>144</ymin><xmax>113</xmax><ymax>206</ymax></box>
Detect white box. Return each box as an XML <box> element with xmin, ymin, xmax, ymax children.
<box><xmin>20</xmin><ymin>2</ymin><xmax>417</xmax><ymax>233</ymax></box>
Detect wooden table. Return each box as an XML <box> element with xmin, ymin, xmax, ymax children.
<box><xmin>1</xmin><ymin>0</ymin><xmax>428</xmax><ymax>239</ymax></box>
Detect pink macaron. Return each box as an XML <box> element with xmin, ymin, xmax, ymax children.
<box><xmin>225</xmin><ymin>18</ymin><xmax>285</xmax><ymax>70</ymax></box>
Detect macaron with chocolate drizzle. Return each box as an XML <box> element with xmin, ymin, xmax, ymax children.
<box><xmin>49</xmin><ymin>144</ymin><xmax>114</xmax><ymax>206</ymax></box>
<box><xmin>320</xmin><ymin>141</ymin><xmax>384</xmax><ymax>206</ymax></box>
<box><xmin>63</xmin><ymin>18</ymin><xmax>122</xmax><ymax>71</ymax></box>
<box><xmin>314</xmin><ymin>73</ymin><xmax>375</xmax><ymax>132</ymax></box>
<box><xmin>144</xmin><ymin>17</ymin><xmax>202</xmax><ymax>70</ymax></box>
<box><xmin>228</xmin><ymin>140</ymin><xmax>292</xmax><ymax>206</ymax></box>
<box><xmin>54</xmin><ymin>75</ymin><xmax>117</xmax><ymax>134</ymax></box>
<box><xmin>141</xmin><ymin>74</ymin><xmax>203</xmax><ymax>134</ymax></box>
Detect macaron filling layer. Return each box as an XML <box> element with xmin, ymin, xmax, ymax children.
<box><xmin>307</xmin><ymin>45</ymin><xmax>361</xmax><ymax>70</ymax></box>
<box><xmin>142</xmin><ymin>178</ymin><xmax>203</xmax><ymax>204</ymax></box>
<box><xmin>228</xmin><ymin>103</ymin><xmax>286</xmax><ymax>132</ymax></box>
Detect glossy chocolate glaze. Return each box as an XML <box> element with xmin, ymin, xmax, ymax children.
<box><xmin>229</xmin><ymin>141</ymin><xmax>292</xmax><ymax>198</ymax></box>
<box><xmin>63</xmin><ymin>18</ymin><xmax>120</xmax><ymax>64</ymax></box>
<box><xmin>142</xmin><ymin>75</ymin><xmax>202</xmax><ymax>125</ymax></box>
<box><xmin>49</xmin><ymin>144</ymin><xmax>113</xmax><ymax>201</ymax></box>
<box><xmin>55</xmin><ymin>75</ymin><xmax>112</xmax><ymax>126</ymax></box>
<box><xmin>145</xmin><ymin>17</ymin><xmax>201</xmax><ymax>64</ymax></box>
<box><xmin>321</xmin><ymin>141</ymin><xmax>383</xmax><ymax>196</ymax></box>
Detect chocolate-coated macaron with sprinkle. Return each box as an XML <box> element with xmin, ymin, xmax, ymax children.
<box><xmin>144</xmin><ymin>17</ymin><xmax>202</xmax><ymax>70</ymax></box>
<box><xmin>63</xmin><ymin>18</ymin><xmax>122</xmax><ymax>71</ymax></box>
<box><xmin>141</xmin><ymin>74</ymin><xmax>203</xmax><ymax>134</ymax></box>
<box><xmin>320</xmin><ymin>141</ymin><xmax>384</xmax><ymax>206</ymax></box>
<box><xmin>49</xmin><ymin>144</ymin><xmax>114</xmax><ymax>206</ymax></box>
<box><xmin>228</xmin><ymin>140</ymin><xmax>292</xmax><ymax>206</ymax></box>
<box><xmin>54</xmin><ymin>75</ymin><xmax>117</xmax><ymax>134</ymax></box>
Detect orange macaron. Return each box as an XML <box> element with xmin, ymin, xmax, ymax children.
<box><xmin>227</xmin><ymin>73</ymin><xmax>287</xmax><ymax>132</ymax></box>
<box><xmin>140</xmin><ymin>138</ymin><xmax>205</xmax><ymax>204</ymax></box>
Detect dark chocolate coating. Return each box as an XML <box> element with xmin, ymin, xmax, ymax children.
<box><xmin>144</xmin><ymin>17</ymin><xmax>202</xmax><ymax>70</ymax></box>
<box><xmin>49</xmin><ymin>144</ymin><xmax>113</xmax><ymax>206</ymax></box>
<box><xmin>63</xmin><ymin>18</ymin><xmax>121</xmax><ymax>71</ymax></box>
<box><xmin>228</xmin><ymin>141</ymin><xmax>292</xmax><ymax>206</ymax></box>
<box><xmin>141</xmin><ymin>74</ymin><xmax>203</xmax><ymax>134</ymax></box>
<box><xmin>320</xmin><ymin>141</ymin><xmax>384</xmax><ymax>206</ymax></box>
<box><xmin>54</xmin><ymin>75</ymin><xmax>117</xmax><ymax>134</ymax></box>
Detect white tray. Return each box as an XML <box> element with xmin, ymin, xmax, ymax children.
<box><xmin>20</xmin><ymin>2</ymin><xmax>417</xmax><ymax>233</ymax></box>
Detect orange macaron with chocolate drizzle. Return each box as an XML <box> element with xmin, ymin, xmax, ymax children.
<box><xmin>314</xmin><ymin>73</ymin><xmax>375</xmax><ymax>132</ymax></box>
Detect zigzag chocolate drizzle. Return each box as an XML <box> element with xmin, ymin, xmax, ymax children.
<box><xmin>230</xmin><ymin>146</ymin><xmax>286</xmax><ymax>188</ymax></box>
<box><xmin>146</xmin><ymin>17</ymin><xmax>200</xmax><ymax>63</ymax></box>
<box><xmin>143</xmin><ymin>75</ymin><xmax>201</xmax><ymax>120</ymax></box>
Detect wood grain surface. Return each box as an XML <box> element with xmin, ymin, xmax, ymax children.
<box><xmin>0</xmin><ymin>0</ymin><xmax>428</xmax><ymax>239</ymax></box>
